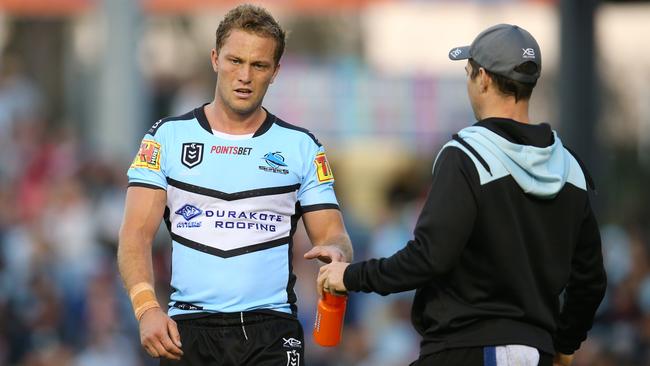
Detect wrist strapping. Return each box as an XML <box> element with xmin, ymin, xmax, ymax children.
<box><xmin>129</xmin><ymin>282</ymin><xmax>160</xmax><ymax>321</ymax></box>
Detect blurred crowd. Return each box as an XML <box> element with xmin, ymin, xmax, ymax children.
<box><xmin>0</xmin><ymin>45</ymin><xmax>649</xmax><ymax>366</ymax></box>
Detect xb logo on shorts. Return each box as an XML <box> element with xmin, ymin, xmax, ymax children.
<box><xmin>282</xmin><ymin>337</ymin><xmax>302</xmax><ymax>348</ymax></box>
<box><xmin>259</xmin><ymin>152</ymin><xmax>289</xmax><ymax>175</ymax></box>
<box><xmin>182</xmin><ymin>142</ymin><xmax>204</xmax><ymax>169</ymax></box>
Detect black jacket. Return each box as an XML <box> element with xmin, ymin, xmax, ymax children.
<box><xmin>343</xmin><ymin>118</ymin><xmax>607</xmax><ymax>356</ymax></box>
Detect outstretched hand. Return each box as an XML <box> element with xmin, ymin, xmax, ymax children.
<box><xmin>316</xmin><ymin>262</ymin><xmax>349</xmax><ymax>297</ymax></box>
<box><xmin>304</xmin><ymin>245</ymin><xmax>345</xmax><ymax>263</ymax></box>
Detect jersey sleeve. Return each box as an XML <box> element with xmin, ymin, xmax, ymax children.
<box><xmin>127</xmin><ymin>124</ymin><xmax>168</xmax><ymax>190</ymax></box>
<box><xmin>297</xmin><ymin>144</ymin><xmax>339</xmax><ymax>211</ymax></box>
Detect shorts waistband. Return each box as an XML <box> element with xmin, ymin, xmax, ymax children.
<box><xmin>173</xmin><ymin>311</ymin><xmax>288</xmax><ymax>327</ymax></box>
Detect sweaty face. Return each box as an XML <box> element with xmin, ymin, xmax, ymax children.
<box><xmin>465</xmin><ymin>61</ymin><xmax>481</xmax><ymax>120</ymax></box>
<box><xmin>213</xmin><ymin>29</ymin><xmax>279</xmax><ymax>117</ymax></box>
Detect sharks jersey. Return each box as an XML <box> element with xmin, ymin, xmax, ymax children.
<box><xmin>127</xmin><ymin>105</ymin><xmax>339</xmax><ymax>318</ymax></box>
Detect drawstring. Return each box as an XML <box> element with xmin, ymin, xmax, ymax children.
<box><xmin>240</xmin><ymin>312</ymin><xmax>249</xmax><ymax>341</ymax></box>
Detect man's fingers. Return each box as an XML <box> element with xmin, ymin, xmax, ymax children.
<box><xmin>318</xmin><ymin>265</ymin><xmax>330</xmax><ymax>296</ymax></box>
<box><xmin>168</xmin><ymin>319</ymin><xmax>183</xmax><ymax>348</ymax></box>
<box><xmin>305</xmin><ymin>246</ymin><xmax>345</xmax><ymax>263</ymax></box>
<box><xmin>143</xmin><ymin>343</ymin><xmax>159</xmax><ymax>358</ymax></box>
<box><xmin>154</xmin><ymin>341</ymin><xmax>180</xmax><ymax>361</ymax></box>
<box><xmin>303</xmin><ymin>247</ymin><xmax>323</xmax><ymax>259</ymax></box>
<box><xmin>160</xmin><ymin>331</ymin><xmax>183</xmax><ymax>358</ymax></box>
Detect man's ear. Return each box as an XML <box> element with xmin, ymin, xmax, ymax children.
<box><xmin>478</xmin><ymin>68</ymin><xmax>490</xmax><ymax>93</ymax></box>
<box><xmin>270</xmin><ymin>62</ymin><xmax>281</xmax><ymax>84</ymax></box>
<box><xmin>210</xmin><ymin>49</ymin><xmax>219</xmax><ymax>73</ymax></box>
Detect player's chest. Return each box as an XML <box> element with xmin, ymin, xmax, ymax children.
<box><xmin>166</xmin><ymin>140</ymin><xmax>302</xmax><ymax>189</ymax></box>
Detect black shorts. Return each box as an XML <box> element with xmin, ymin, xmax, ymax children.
<box><xmin>410</xmin><ymin>346</ymin><xmax>553</xmax><ymax>366</ymax></box>
<box><xmin>161</xmin><ymin>311</ymin><xmax>304</xmax><ymax>366</ymax></box>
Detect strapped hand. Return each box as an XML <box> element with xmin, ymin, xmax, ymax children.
<box><xmin>139</xmin><ymin>307</ymin><xmax>184</xmax><ymax>360</ymax></box>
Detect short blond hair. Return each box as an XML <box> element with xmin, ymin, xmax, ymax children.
<box><xmin>216</xmin><ymin>4</ymin><xmax>286</xmax><ymax>65</ymax></box>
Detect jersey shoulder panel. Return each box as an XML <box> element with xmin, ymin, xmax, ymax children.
<box><xmin>272</xmin><ymin>116</ymin><xmax>322</xmax><ymax>147</ymax></box>
<box><xmin>147</xmin><ymin>109</ymin><xmax>197</xmax><ymax>136</ymax></box>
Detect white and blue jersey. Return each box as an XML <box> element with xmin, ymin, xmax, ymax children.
<box><xmin>127</xmin><ymin>105</ymin><xmax>339</xmax><ymax>318</ymax></box>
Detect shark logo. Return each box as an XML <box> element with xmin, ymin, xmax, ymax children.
<box><xmin>263</xmin><ymin>152</ymin><xmax>288</xmax><ymax>168</ymax></box>
<box><xmin>259</xmin><ymin>152</ymin><xmax>289</xmax><ymax>175</ymax></box>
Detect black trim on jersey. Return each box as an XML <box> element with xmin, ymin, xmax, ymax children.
<box><xmin>148</xmin><ymin>109</ymin><xmax>196</xmax><ymax>136</ymax></box>
<box><xmin>452</xmin><ymin>134</ymin><xmax>492</xmax><ymax>176</ymax></box>
<box><xmin>565</xmin><ymin>146</ymin><xmax>596</xmax><ymax>192</ymax></box>
<box><xmin>167</xmin><ymin>177</ymin><xmax>300</xmax><ymax>201</ymax></box>
<box><xmin>188</xmin><ymin>104</ymin><xmax>317</xmax><ymax>146</ymax></box>
<box><xmin>193</xmin><ymin>103</ymin><xmax>213</xmax><ymax>134</ymax></box>
<box><xmin>171</xmin><ymin>232</ymin><xmax>289</xmax><ymax>258</ymax></box>
<box><xmin>128</xmin><ymin>182</ymin><xmax>166</xmax><ymax>190</ymax></box>
<box><xmin>287</xmin><ymin>202</ymin><xmax>303</xmax><ymax>315</ymax></box>
<box><xmin>301</xmin><ymin>203</ymin><xmax>340</xmax><ymax>213</ymax></box>
<box><xmin>273</xmin><ymin>116</ymin><xmax>322</xmax><ymax>147</ymax></box>
<box><xmin>252</xmin><ymin>107</ymin><xmax>276</xmax><ymax>137</ymax></box>
<box><xmin>192</xmin><ymin>104</ymin><xmax>276</xmax><ymax>137</ymax></box>
<box><xmin>163</xmin><ymin>206</ymin><xmax>172</xmax><ymax>233</ymax></box>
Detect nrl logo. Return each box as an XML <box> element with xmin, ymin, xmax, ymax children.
<box><xmin>182</xmin><ymin>142</ymin><xmax>204</xmax><ymax>169</ymax></box>
<box><xmin>286</xmin><ymin>350</ymin><xmax>300</xmax><ymax>366</ymax></box>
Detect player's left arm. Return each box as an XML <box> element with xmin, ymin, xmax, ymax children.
<box><xmin>303</xmin><ymin>208</ymin><xmax>353</xmax><ymax>264</ymax></box>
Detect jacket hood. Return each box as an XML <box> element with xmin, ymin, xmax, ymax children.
<box><xmin>458</xmin><ymin>126</ymin><xmax>570</xmax><ymax>198</ymax></box>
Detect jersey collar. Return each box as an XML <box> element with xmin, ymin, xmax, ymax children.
<box><xmin>194</xmin><ymin>103</ymin><xmax>276</xmax><ymax>138</ymax></box>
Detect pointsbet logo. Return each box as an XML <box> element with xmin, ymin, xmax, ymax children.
<box><xmin>210</xmin><ymin>145</ymin><xmax>252</xmax><ymax>155</ymax></box>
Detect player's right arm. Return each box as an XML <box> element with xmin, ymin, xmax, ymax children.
<box><xmin>118</xmin><ymin>186</ymin><xmax>183</xmax><ymax>360</ymax></box>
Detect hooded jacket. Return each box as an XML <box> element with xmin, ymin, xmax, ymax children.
<box><xmin>343</xmin><ymin>118</ymin><xmax>607</xmax><ymax>356</ymax></box>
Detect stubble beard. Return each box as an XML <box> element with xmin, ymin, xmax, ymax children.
<box><xmin>218</xmin><ymin>89</ymin><xmax>262</xmax><ymax>117</ymax></box>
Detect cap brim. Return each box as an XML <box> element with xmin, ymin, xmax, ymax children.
<box><xmin>448</xmin><ymin>46</ymin><xmax>470</xmax><ymax>61</ymax></box>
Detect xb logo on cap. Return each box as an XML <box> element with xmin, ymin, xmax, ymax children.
<box><xmin>522</xmin><ymin>48</ymin><xmax>536</xmax><ymax>59</ymax></box>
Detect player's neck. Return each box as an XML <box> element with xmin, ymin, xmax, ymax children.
<box><xmin>204</xmin><ymin>101</ymin><xmax>266</xmax><ymax>135</ymax></box>
<box><xmin>478</xmin><ymin>96</ymin><xmax>530</xmax><ymax>124</ymax></box>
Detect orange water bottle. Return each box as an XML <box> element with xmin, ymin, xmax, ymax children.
<box><xmin>313</xmin><ymin>292</ymin><xmax>347</xmax><ymax>346</ymax></box>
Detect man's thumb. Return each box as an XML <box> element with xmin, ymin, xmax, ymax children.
<box><xmin>303</xmin><ymin>247</ymin><xmax>322</xmax><ymax>259</ymax></box>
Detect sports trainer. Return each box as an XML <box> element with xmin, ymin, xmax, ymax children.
<box><xmin>117</xmin><ymin>4</ymin><xmax>352</xmax><ymax>365</ymax></box>
<box><xmin>317</xmin><ymin>24</ymin><xmax>606</xmax><ymax>366</ymax></box>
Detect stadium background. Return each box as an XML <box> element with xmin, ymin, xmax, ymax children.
<box><xmin>0</xmin><ymin>0</ymin><xmax>649</xmax><ymax>365</ymax></box>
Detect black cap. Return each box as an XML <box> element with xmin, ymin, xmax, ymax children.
<box><xmin>448</xmin><ymin>24</ymin><xmax>541</xmax><ymax>83</ymax></box>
